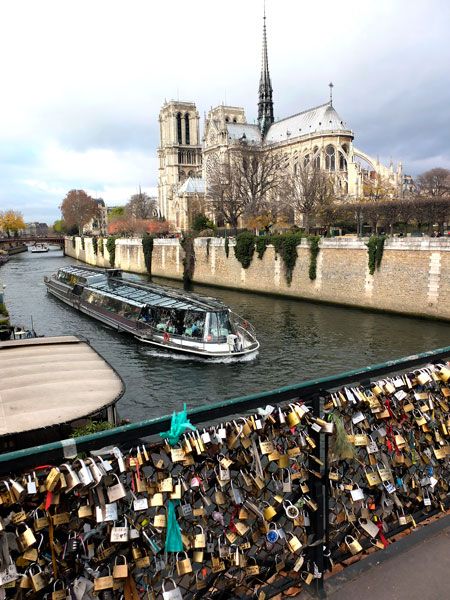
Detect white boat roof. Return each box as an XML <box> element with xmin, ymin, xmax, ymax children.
<box><xmin>0</xmin><ymin>336</ymin><xmax>124</xmax><ymax>435</ymax></box>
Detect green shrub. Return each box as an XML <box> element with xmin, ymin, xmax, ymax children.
<box><xmin>106</xmin><ymin>236</ymin><xmax>117</xmax><ymax>267</ymax></box>
<box><xmin>92</xmin><ymin>236</ymin><xmax>98</xmax><ymax>256</ymax></box>
<box><xmin>0</xmin><ymin>303</ymin><xmax>9</xmax><ymax>318</ymax></box>
<box><xmin>256</xmin><ymin>236</ymin><xmax>269</xmax><ymax>259</ymax></box>
<box><xmin>366</xmin><ymin>235</ymin><xmax>386</xmax><ymax>275</ymax></box>
<box><xmin>234</xmin><ymin>231</ymin><xmax>256</xmax><ymax>269</ymax></box>
<box><xmin>224</xmin><ymin>237</ymin><xmax>230</xmax><ymax>258</ymax></box>
<box><xmin>72</xmin><ymin>236</ymin><xmax>76</xmax><ymax>249</ymax></box>
<box><xmin>142</xmin><ymin>234</ymin><xmax>154</xmax><ymax>274</ymax></box>
<box><xmin>99</xmin><ymin>238</ymin><xmax>104</xmax><ymax>256</ymax></box>
<box><xmin>73</xmin><ymin>420</ymin><xmax>114</xmax><ymax>438</ymax></box>
<box><xmin>270</xmin><ymin>232</ymin><xmax>303</xmax><ymax>285</ymax></box>
<box><xmin>308</xmin><ymin>235</ymin><xmax>321</xmax><ymax>280</ymax></box>
<box><xmin>81</xmin><ymin>237</ymin><xmax>85</xmax><ymax>251</ymax></box>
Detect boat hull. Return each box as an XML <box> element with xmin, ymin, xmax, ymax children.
<box><xmin>45</xmin><ymin>279</ymin><xmax>259</xmax><ymax>359</ymax></box>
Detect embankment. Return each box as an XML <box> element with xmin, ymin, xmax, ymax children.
<box><xmin>65</xmin><ymin>236</ymin><xmax>450</xmax><ymax>321</ymax></box>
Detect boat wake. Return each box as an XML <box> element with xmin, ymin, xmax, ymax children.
<box><xmin>140</xmin><ymin>348</ymin><xmax>259</xmax><ymax>364</ymax></box>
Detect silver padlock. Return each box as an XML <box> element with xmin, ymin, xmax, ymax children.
<box><xmin>162</xmin><ymin>578</ymin><xmax>183</xmax><ymax>600</ymax></box>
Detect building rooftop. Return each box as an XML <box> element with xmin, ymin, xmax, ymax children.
<box><xmin>227</xmin><ymin>123</ymin><xmax>262</xmax><ymax>143</ymax></box>
<box><xmin>265</xmin><ymin>102</ymin><xmax>352</xmax><ymax>143</ymax></box>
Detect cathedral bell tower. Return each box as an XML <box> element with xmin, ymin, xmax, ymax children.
<box><xmin>157</xmin><ymin>101</ymin><xmax>202</xmax><ymax>222</ymax></box>
<box><xmin>257</xmin><ymin>11</ymin><xmax>274</xmax><ymax>137</ymax></box>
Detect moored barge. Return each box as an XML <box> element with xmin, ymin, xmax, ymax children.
<box><xmin>45</xmin><ymin>266</ymin><xmax>259</xmax><ymax>358</ymax></box>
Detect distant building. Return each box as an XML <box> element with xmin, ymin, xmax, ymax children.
<box><xmin>24</xmin><ymin>222</ymin><xmax>49</xmax><ymax>237</ymax></box>
<box><xmin>158</xmin><ymin>14</ymin><xmax>404</xmax><ymax>231</ymax></box>
<box><xmin>83</xmin><ymin>198</ymin><xmax>107</xmax><ymax>235</ymax></box>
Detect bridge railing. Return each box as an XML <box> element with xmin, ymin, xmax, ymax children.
<box><xmin>0</xmin><ymin>345</ymin><xmax>449</xmax><ymax>599</ymax></box>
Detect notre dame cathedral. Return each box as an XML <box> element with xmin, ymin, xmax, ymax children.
<box><xmin>157</xmin><ymin>14</ymin><xmax>404</xmax><ymax>231</ymax></box>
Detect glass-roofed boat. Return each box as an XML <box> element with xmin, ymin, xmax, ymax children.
<box><xmin>44</xmin><ymin>265</ymin><xmax>259</xmax><ymax>358</ymax></box>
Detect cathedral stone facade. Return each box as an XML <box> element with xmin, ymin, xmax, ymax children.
<box><xmin>158</xmin><ymin>16</ymin><xmax>403</xmax><ymax>231</ymax></box>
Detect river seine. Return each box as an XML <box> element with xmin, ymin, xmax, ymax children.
<box><xmin>2</xmin><ymin>250</ymin><xmax>450</xmax><ymax>422</ymax></box>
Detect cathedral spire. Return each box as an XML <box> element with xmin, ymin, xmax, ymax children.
<box><xmin>258</xmin><ymin>6</ymin><xmax>274</xmax><ymax>137</ymax></box>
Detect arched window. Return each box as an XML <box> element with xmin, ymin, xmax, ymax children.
<box><xmin>233</xmin><ymin>118</ymin><xmax>237</xmax><ymax>123</ymax></box>
<box><xmin>176</xmin><ymin>113</ymin><xmax>182</xmax><ymax>144</ymax></box>
<box><xmin>325</xmin><ymin>145</ymin><xmax>335</xmax><ymax>171</ymax></box>
<box><xmin>225</xmin><ymin>116</ymin><xmax>230</xmax><ymax>123</ymax></box>
<box><xmin>339</xmin><ymin>153</ymin><xmax>347</xmax><ymax>171</ymax></box>
<box><xmin>303</xmin><ymin>154</ymin><xmax>310</xmax><ymax>167</ymax></box>
<box><xmin>184</xmin><ymin>113</ymin><xmax>190</xmax><ymax>145</ymax></box>
<box><xmin>341</xmin><ymin>143</ymin><xmax>349</xmax><ymax>155</ymax></box>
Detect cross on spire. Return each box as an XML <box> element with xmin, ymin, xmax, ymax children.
<box><xmin>258</xmin><ymin>3</ymin><xmax>274</xmax><ymax>136</ymax></box>
<box><xmin>329</xmin><ymin>82</ymin><xmax>334</xmax><ymax>105</ymax></box>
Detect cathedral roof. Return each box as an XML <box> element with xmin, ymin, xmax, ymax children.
<box><xmin>226</xmin><ymin>123</ymin><xmax>262</xmax><ymax>144</ymax></box>
<box><xmin>265</xmin><ymin>102</ymin><xmax>351</xmax><ymax>144</ymax></box>
<box><xmin>178</xmin><ymin>177</ymin><xmax>205</xmax><ymax>195</ymax></box>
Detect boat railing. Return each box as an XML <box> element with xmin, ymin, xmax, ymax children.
<box><xmin>230</xmin><ymin>311</ymin><xmax>258</xmax><ymax>343</ymax></box>
<box><xmin>135</xmin><ymin>320</ymin><xmax>211</xmax><ymax>352</ymax></box>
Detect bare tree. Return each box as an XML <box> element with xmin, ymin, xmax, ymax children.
<box><xmin>416</xmin><ymin>168</ymin><xmax>450</xmax><ymax>198</ymax></box>
<box><xmin>206</xmin><ymin>141</ymin><xmax>287</xmax><ymax>228</ymax></box>
<box><xmin>125</xmin><ymin>190</ymin><xmax>157</xmax><ymax>220</ymax></box>
<box><xmin>286</xmin><ymin>163</ymin><xmax>333</xmax><ymax>233</ymax></box>
<box><xmin>60</xmin><ymin>190</ymin><xmax>99</xmax><ymax>235</ymax></box>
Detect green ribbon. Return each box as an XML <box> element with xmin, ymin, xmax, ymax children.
<box><xmin>160</xmin><ymin>403</ymin><xmax>196</xmax><ymax>446</ymax></box>
<box><xmin>165</xmin><ymin>500</ymin><xmax>183</xmax><ymax>552</ymax></box>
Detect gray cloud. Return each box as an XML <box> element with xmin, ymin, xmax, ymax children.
<box><xmin>0</xmin><ymin>0</ymin><xmax>449</xmax><ymax>222</ymax></box>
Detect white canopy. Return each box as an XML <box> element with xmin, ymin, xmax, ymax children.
<box><xmin>0</xmin><ymin>336</ymin><xmax>124</xmax><ymax>435</ymax></box>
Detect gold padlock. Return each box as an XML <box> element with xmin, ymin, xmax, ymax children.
<box><xmin>29</xmin><ymin>564</ymin><xmax>46</xmax><ymax>592</ymax></box>
<box><xmin>176</xmin><ymin>551</ymin><xmax>192</xmax><ymax>575</ymax></box>
<box><xmin>52</xmin><ymin>580</ymin><xmax>67</xmax><ymax>600</ymax></box>
<box><xmin>287</xmin><ymin>533</ymin><xmax>302</xmax><ymax>553</ymax></box>
<box><xmin>17</xmin><ymin>524</ymin><xmax>37</xmax><ymax>550</ymax></box>
<box><xmin>287</xmin><ymin>405</ymin><xmax>300</xmax><ymax>427</ymax></box>
<box><xmin>345</xmin><ymin>535</ymin><xmax>363</xmax><ymax>555</ymax></box>
<box><xmin>113</xmin><ymin>555</ymin><xmax>128</xmax><ymax>579</ymax></box>
<box><xmin>263</xmin><ymin>503</ymin><xmax>277</xmax><ymax>521</ymax></box>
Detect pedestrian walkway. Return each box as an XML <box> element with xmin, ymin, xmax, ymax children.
<box><xmin>292</xmin><ymin>513</ymin><xmax>450</xmax><ymax>600</ymax></box>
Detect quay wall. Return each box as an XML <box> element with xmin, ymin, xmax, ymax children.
<box><xmin>65</xmin><ymin>236</ymin><xmax>450</xmax><ymax>321</ymax></box>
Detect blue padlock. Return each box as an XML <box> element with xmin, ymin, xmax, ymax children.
<box><xmin>266</xmin><ymin>524</ymin><xmax>279</xmax><ymax>544</ymax></box>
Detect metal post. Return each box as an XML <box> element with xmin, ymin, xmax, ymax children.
<box><xmin>310</xmin><ymin>393</ymin><xmax>326</xmax><ymax>599</ymax></box>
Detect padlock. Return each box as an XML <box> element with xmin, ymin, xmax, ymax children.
<box><xmin>162</xmin><ymin>578</ymin><xmax>183</xmax><ymax>600</ymax></box>
<box><xmin>176</xmin><ymin>551</ymin><xmax>192</xmax><ymax>575</ymax></box>
<box><xmin>113</xmin><ymin>555</ymin><xmax>128</xmax><ymax>579</ymax></box>
<box><xmin>131</xmin><ymin>543</ymin><xmax>143</xmax><ymax>560</ymax></box>
<box><xmin>283</xmin><ymin>500</ymin><xmax>299</xmax><ymax>520</ymax></box>
<box><xmin>281</xmin><ymin>469</ymin><xmax>292</xmax><ymax>493</ymax></box>
<box><xmin>287</xmin><ymin>532</ymin><xmax>302</xmax><ymax>553</ymax></box>
<box><xmin>110</xmin><ymin>519</ymin><xmax>129</xmax><ymax>542</ymax></box>
<box><xmin>60</xmin><ymin>463</ymin><xmax>81</xmax><ymax>493</ymax></box>
<box><xmin>93</xmin><ymin>568</ymin><xmax>114</xmax><ymax>591</ymax></box>
<box><xmin>17</xmin><ymin>523</ymin><xmax>37</xmax><ymax>550</ymax></box>
<box><xmin>153</xmin><ymin>509</ymin><xmax>166</xmax><ymax>529</ymax></box>
<box><xmin>287</xmin><ymin>405</ymin><xmax>300</xmax><ymax>427</ymax></box>
<box><xmin>194</xmin><ymin>525</ymin><xmax>206</xmax><ymax>548</ymax></box>
<box><xmin>64</xmin><ymin>532</ymin><xmax>81</xmax><ymax>556</ymax></box>
<box><xmin>86</xmin><ymin>457</ymin><xmax>104</xmax><ymax>485</ymax></box>
<box><xmin>9</xmin><ymin>478</ymin><xmax>26</xmax><ymax>502</ymax></box>
<box><xmin>345</xmin><ymin>535</ymin><xmax>363</xmax><ymax>555</ymax></box>
<box><xmin>44</xmin><ymin>467</ymin><xmax>61</xmax><ymax>491</ymax></box>
<box><xmin>29</xmin><ymin>563</ymin><xmax>46</xmax><ymax>592</ymax></box>
<box><xmin>78</xmin><ymin>499</ymin><xmax>93</xmax><ymax>518</ymax></box>
<box><xmin>263</xmin><ymin>502</ymin><xmax>277</xmax><ymax>521</ymax></box>
<box><xmin>33</xmin><ymin>509</ymin><xmax>49</xmax><ymax>531</ymax></box>
<box><xmin>52</xmin><ymin>579</ymin><xmax>67</xmax><ymax>600</ymax></box>
<box><xmin>0</xmin><ymin>558</ymin><xmax>19</xmax><ymax>587</ymax></box>
<box><xmin>266</xmin><ymin>523</ymin><xmax>280</xmax><ymax>544</ymax></box>
<box><xmin>107</xmin><ymin>474</ymin><xmax>127</xmax><ymax>502</ymax></box>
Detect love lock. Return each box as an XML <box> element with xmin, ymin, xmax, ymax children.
<box><xmin>266</xmin><ymin>523</ymin><xmax>280</xmax><ymax>544</ymax></box>
<box><xmin>283</xmin><ymin>500</ymin><xmax>299</xmax><ymax>519</ymax></box>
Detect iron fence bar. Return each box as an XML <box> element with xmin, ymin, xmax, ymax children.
<box><xmin>0</xmin><ymin>345</ymin><xmax>449</xmax><ymax>474</ymax></box>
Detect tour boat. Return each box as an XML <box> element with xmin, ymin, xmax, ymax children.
<box><xmin>30</xmin><ymin>243</ymin><xmax>49</xmax><ymax>253</ymax></box>
<box><xmin>44</xmin><ymin>266</ymin><xmax>260</xmax><ymax>358</ymax></box>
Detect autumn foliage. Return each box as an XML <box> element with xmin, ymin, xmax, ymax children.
<box><xmin>0</xmin><ymin>210</ymin><xmax>26</xmax><ymax>237</ymax></box>
<box><xmin>107</xmin><ymin>217</ymin><xmax>171</xmax><ymax>236</ymax></box>
<box><xmin>60</xmin><ymin>190</ymin><xmax>100</xmax><ymax>235</ymax></box>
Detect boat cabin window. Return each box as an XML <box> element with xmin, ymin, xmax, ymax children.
<box><xmin>139</xmin><ymin>307</ymin><xmax>205</xmax><ymax>338</ymax></box>
<box><xmin>82</xmin><ymin>290</ymin><xmax>140</xmax><ymax>319</ymax></box>
<box><xmin>207</xmin><ymin>311</ymin><xmax>233</xmax><ymax>342</ymax></box>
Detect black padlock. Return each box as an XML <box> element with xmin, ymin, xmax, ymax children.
<box><xmin>64</xmin><ymin>533</ymin><xmax>81</xmax><ymax>557</ymax></box>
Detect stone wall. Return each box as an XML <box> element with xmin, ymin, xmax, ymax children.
<box><xmin>65</xmin><ymin>236</ymin><xmax>450</xmax><ymax>321</ymax></box>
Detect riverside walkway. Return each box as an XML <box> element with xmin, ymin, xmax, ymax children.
<box><xmin>295</xmin><ymin>512</ymin><xmax>450</xmax><ymax>600</ymax></box>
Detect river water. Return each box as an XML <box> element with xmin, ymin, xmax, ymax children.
<box><xmin>2</xmin><ymin>250</ymin><xmax>450</xmax><ymax>422</ymax></box>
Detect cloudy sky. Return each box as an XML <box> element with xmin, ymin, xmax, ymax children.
<box><xmin>1</xmin><ymin>0</ymin><xmax>449</xmax><ymax>223</ymax></box>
